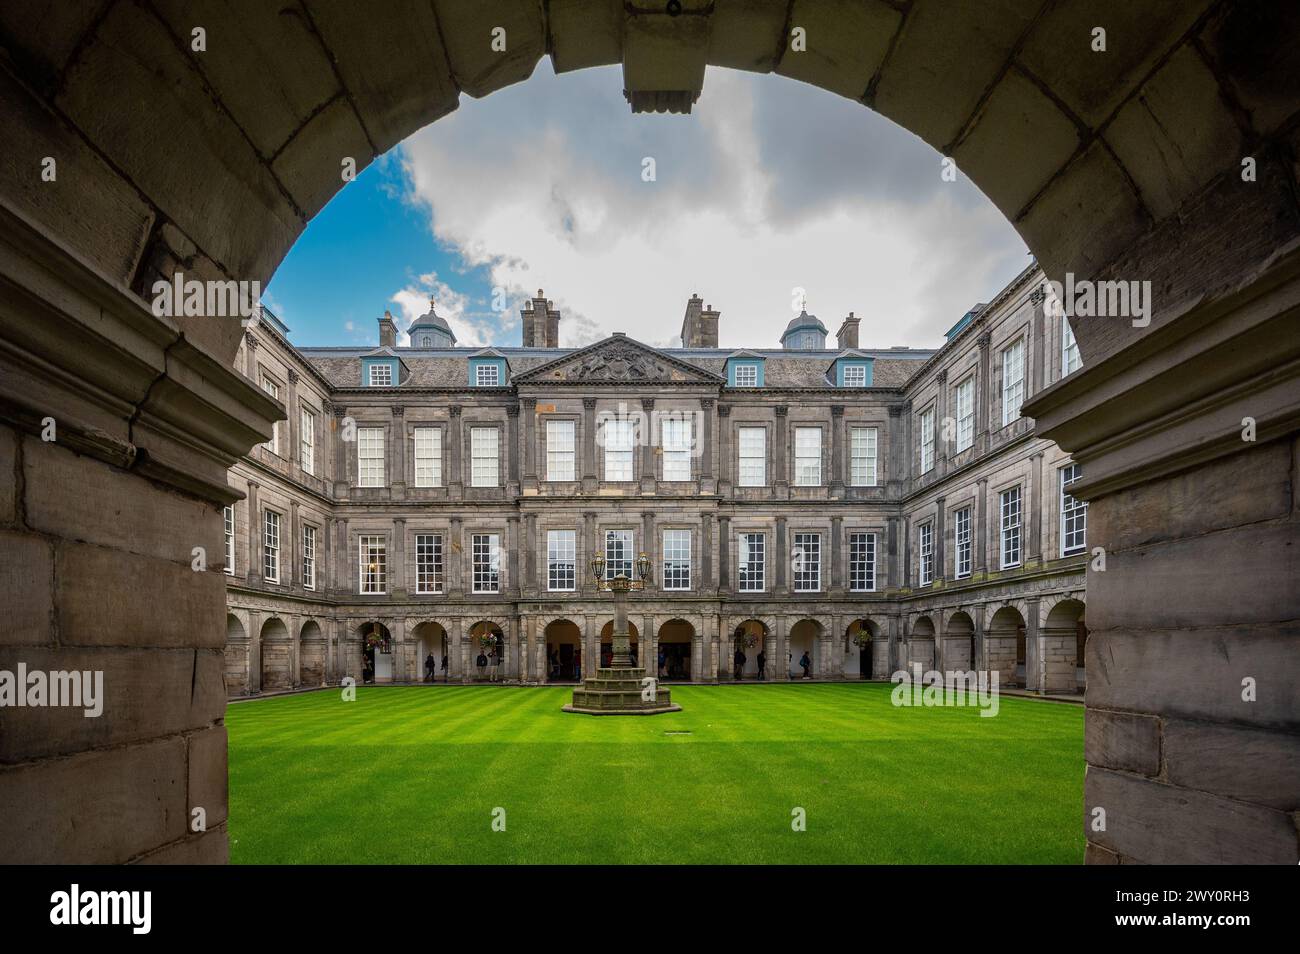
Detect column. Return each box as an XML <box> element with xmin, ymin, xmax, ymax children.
<box><xmin>391</xmin><ymin>617</ymin><xmax>406</xmax><ymax>682</ymax></box>
<box><xmin>718</xmin><ymin>515</ymin><xmax>731</xmax><ymax>591</ymax></box>
<box><xmin>447</xmin><ymin>405</ymin><xmax>463</xmax><ymax>499</ymax></box>
<box><xmin>774</xmin><ymin>616</ymin><xmax>787</xmax><ymax>682</ymax></box>
<box><xmin>507</xmin><ymin>514</ymin><xmax>520</xmax><ymax>597</ymax></box>
<box><xmin>332</xmin><ymin>405</ymin><xmax>349</xmax><ymax>498</ymax></box>
<box><xmin>886</xmin><ymin>515</ymin><xmax>899</xmax><ymax>592</ymax></box>
<box><xmin>247</xmin><ymin>610</ymin><xmax>263</xmax><ymax>693</ymax></box>
<box><xmin>245</xmin><ymin>480</ymin><xmax>260</xmax><ymax>582</ymax></box>
<box><xmin>902</xmin><ymin>516</ymin><xmax>912</xmax><ymax>588</ymax></box>
<box><xmin>640</xmin><ymin>397</ymin><xmax>656</xmax><ymax>493</ymax></box>
<box><xmin>323</xmin><ymin>516</ymin><xmax>334</xmax><ymax>596</ymax></box>
<box><xmin>975</xmin><ymin>477</ymin><xmax>989</xmax><ymax>576</ymax></box>
<box><xmin>692</xmin><ymin>632</ymin><xmax>703</xmax><ymax>683</ymax></box>
<box><xmin>286</xmin><ymin>368</ymin><xmax>300</xmax><ymax>466</ymax></box>
<box><xmin>700</xmin><ymin>398</ymin><xmax>715</xmax><ymax>492</ymax></box>
<box><xmin>1028</xmin><ymin>451</ymin><xmax>1044</xmax><ymax>565</ymax></box>
<box><xmin>392</xmin><ymin>517</ymin><xmax>407</xmax><ymax>598</ymax></box>
<box><xmin>934</xmin><ymin>496</ymin><xmax>946</xmax><ymax>584</ymax></box>
<box><xmin>583</xmin><ymin>511</ymin><xmax>598</xmax><ymax>596</ymax></box>
<box><xmin>641</xmin><ymin>510</ymin><xmax>655</xmax><ymax>585</ymax></box>
<box><xmin>888</xmin><ymin>404</ymin><xmax>906</xmax><ymax>494</ymax></box>
<box><xmin>289</xmin><ymin>499</ymin><xmax>300</xmax><ymax>588</ymax></box>
<box><xmin>582</xmin><ymin>397</ymin><xmax>597</xmax><ymax>491</ymax></box>
<box><xmin>717</xmin><ymin>404</ymin><xmax>731</xmax><ymax>494</ymax></box>
<box><xmin>1025</xmin><ymin>598</ymin><xmax>1041</xmax><ymax>692</ymax></box>
<box><xmin>524</xmin><ymin>513</ymin><xmax>538</xmax><ymax>596</ymax></box>
<box><xmin>335</xmin><ymin>517</ymin><xmax>349</xmax><ymax>596</ymax></box>
<box><xmin>830</xmin><ymin>405</ymin><xmax>845</xmax><ymax>497</ymax></box>
<box><xmin>775</xmin><ymin>515</ymin><xmax>788</xmax><ymax>595</ymax></box>
<box><xmin>506</xmin><ymin>404</ymin><xmax>520</xmax><ymax>494</ymax></box>
<box><xmin>521</xmin><ymin>397</ymin><xmax>537</xmax><ymax>491</ymax></box>
<box><xmin>976</xmin><ymin>331</ymin><xmax>992</xmax><ymax>454</ymax></box>
<box><xmin>449</xmin><ymin>517</ymin><xmax>463</xmax><ymax>598</ymax></box>
<box><xmin>830</xmin><ymin>515</ymin><xmax>843</xmax><ymax>594</ymax></box>
<box><xmin>701</xmin><ymin>513</ymin><xmax>713</xmax><ymax>592</ymax></box>
<box><xmin>391</xmin><ymin>405</ymin><xmax>405</xmax><ymax>497</ymax></box>
<box><xmin>243</xmin><ymin>330</ymin><xmax>258</xmax><ymax>379</ymax></box>
<box><xmin>773</xmin><ymin>405</ymin><xmax>789</xmax><ymax>496</ymax></box>
<box><xmin>1029</xmin><ymin>286</ymin><xmax>1047</xmax><ymax>397</ymax></box>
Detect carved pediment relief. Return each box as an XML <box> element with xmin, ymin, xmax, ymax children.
<box><xmin>515</xmin><ymin>335</ymin><xmax>723</xmax><ymax>385</ymax></box>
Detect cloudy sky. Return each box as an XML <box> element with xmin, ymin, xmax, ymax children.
<box><xmin>266</xmin><ymin>62</ymin><xmax>1030</xmax><ymax>351</ymax></box>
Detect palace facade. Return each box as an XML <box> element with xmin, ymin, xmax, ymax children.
<box><xmin>223</xmin><ymin>263</ymin><xmax>1087</xmax><ymax>696</ymax></box>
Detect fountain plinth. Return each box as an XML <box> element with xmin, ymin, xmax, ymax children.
<box><xmin>563</xmin><ymin>558</ymin><xmax>682</xmax><ymax>716</ymax></box>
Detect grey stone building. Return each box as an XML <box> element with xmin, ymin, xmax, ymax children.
<box><xmin>224</xmin><ymin>263</ymin><xmax>1087</xmax><ymax>695</ymax></box>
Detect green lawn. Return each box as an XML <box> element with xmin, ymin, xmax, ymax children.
<box><xmin>226</xmin><ymin>683</ymin><xmax>1084</xmax><ymax>864</ymax></box>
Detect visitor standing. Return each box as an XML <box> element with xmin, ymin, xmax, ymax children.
<box><xmin>799</xmin><ymin>651</ymin><xmax>811</xmax><ymax>679</ymax></box>
<box><xmin>424</xmin><ymin>653</ymin><xmax>436</xmax><ymax>683</ymax></box>
<box><xmin>476</xmin><ymin>649</ymin><xmax>488</xmax><ymax>681</ymax></box>
<box><xmin>757</xmin><ymin>649</ymin><xmax>766</xmax><ymax>681</ymax></box>
<box><xmin>733</xmin><ymin>647</ymin><xmax>745</xmax><ymax>681</ymax></box>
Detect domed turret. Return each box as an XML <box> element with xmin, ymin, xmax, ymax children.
<box><xmin>406</xmin><ymin>296</ymin><xmax>456</xmax><ymax>349</ymax></box>
<box><xmin>780</xmin><ymin>308</ymin><xmax>828</xmax><ymax>350</ymax></box>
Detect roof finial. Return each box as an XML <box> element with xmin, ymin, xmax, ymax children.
<box><xmin>429</xmin><ymin>295</ymin><xmax>436</xmax><ymax>311</ymax></box>
<box><xmin>799</xmin><ymin>290</ymin><xmax>808</xmax><ymax>312</ymax></box>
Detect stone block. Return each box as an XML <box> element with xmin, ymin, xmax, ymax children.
<box><xmin>0</xmin><ymin>0</ymin><xmax>103</xmax><ymax>88</ymax></box>
<box><xmin>187</xmin><ymin>724</ymin><xmax>228</xmax><ymax>827</ymax></box>
<box><xmin>1164</xmin><ymin>720</ymin><xmax>1300</xmax><ymax>811</ymax></box>
<box><xmin>0</xmin><ymin>426</ymin><xmax>13</xmax><ymax>524</ymax></box>
<box><xmin>1017</xmin><ymin>0</ymin><xmax>1213</xmax><ymax>128</ymax></box>
<box><xmin>152</xmin><ymin>0</ymin><xmax>342</xmax><ymax>158</ymax></box>
<box><xmin>776</xmin><ymin>0</ymin><xmax>900</xmax><ymax>100</ymax></box>
<box><xmin>707</xmin><ymin>0</ymin><xmax>788</xmax><ymax>74</ymax></box>
<box><xmin>549</xmin><ymin>0</ymin><xmax>622</xmax><ymax>73</ymax></box>
<box><xmin>1085</xmin><ymin>842</ymin><xmax>1120</xmax><ymax>864</ymax></box>
<box><xmin>433</xmin><ymin>0</ymin><xmax>545</xmax><ymax>98</ymax></box>
<box><xmin>23</xmin><ymin>436</ymin><xmax>222</xmax><ymax>564</ymax></box>
<box><xmin>56</xmin><ymin>0</ymin><xmax>299</xmax><ymax>283</ymax></box>
<box><xmin>0</xmin><ymin>737</ymin><xmax>188</xmax><ymax>864</ymax></box>
<box><xmin>306</xmin><ymin>0</ymin><xmax>460</xmax><ymax>154</ymax></box>
<box><xmin>1105</xmin><ymin>45</ymin><xmax>1241</xmax><ymax>220</ymax></box>
<box><xmin>1017</xmin><ymin>141</ymin><xmax>1148</xmax><ymax>281</ymax></box>
<box><xmin>1087</xmin><ymin>522</ymin><xmax>1300</xmax><ymax>631</ymax></box>
<box><xmin>1085</xmin><ymin>708</ymin><xmax>1160</xmax><ymax>777</ymax></box>
<box><xmin>55</xmin><ymin>542</ymin><xmax>227</xmax><ymax>649</ymax></box>
<box><xmin>134</xmin><ymin>827</ymin><xmax>228</xmax><ymax>864</ymax></box>
<box><xmin>271</xmin><ymin>97</ymin><xmax>374</xmax><ymax>220</ymax></box>
<box><xmin>874</xmin><ymin>0</ymin><xmax>1038</xmax><ymax>150</ymax></box>
<box><xmin>0</xmin><ymin>65</ymin><xmax>155</xmax><ymax>285</ymax></box>
<box><xmin>1086</xmin><ymin>628</ymin><xmax>1300</xmax><ymax>729</ymax></box>
<box><xmin>1085</xmin><ymin>766</ymin><xmax>1298</xmax><ymax>864</ymax></box>
<box><xmin>1088</xmin><ymin>441</ymin><xmax>1292</xmax><ymax>553</ymax></box>
<box><xmin>1200</xmin><ymin>1</ymin><xmax>1300</xmax><ymax>136</ymax></box>
<box><xmin>0</xmin><ymin>530</ymin><xmax>54</xmax><ymax>642</ymax></box>
<box><xmin>0</xmin><ymin>647</ymin><xmax>226</xmax><ymax>763</ymax></box>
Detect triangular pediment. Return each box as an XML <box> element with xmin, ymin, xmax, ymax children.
<box><xmin>514</xmin><ymin>334</ymin><xmax>724</xmax><ymax>385</ymax></box>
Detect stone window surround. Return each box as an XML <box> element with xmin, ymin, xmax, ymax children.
<box><xmin>597</xmin><ymin>416</ymin><xmax>640</xmax><ymax>483</ymax></box>
<box><xmin>732</xmin><ymin>527</ymin><xmax>768</xmax><ymax>593</ymax></box>
<box><xmin>405</xmin><ymin>419</ymin><xmax>449</xmax><ymax>489</ymax></box>
<box><xmin>846</xmin><ymin>527</ymin><xmax>880</xmax><ymax>592</ymax></box>
<box><xmin>469</xmin><ymin>529</ymin><xmax>505</xmax><ymax>594</ymax></box>
<box><xmin>790</xmin><ymin>527</ymin><xmax>825</xmax><ymax>593</ymax></box>
<box><xmin>846</xmin><ymin>421</ymin><xmax>882</xmax><ymax>488</ymax></box>
<box><xmin>995</xmin><ymin>479</ymin><xmax>1024</xmax><ymax>570</ymax></box>
<box><xmin>261</xmin><ymin>505</ymin><xmax>284</xmax><ymax>585</ymax></box>
<box><xmin>790</xmin><ymin>420</ymin><xmax>827</xmax><ymax>487</ymax></box>
<box><xmin>946</xmin><ymin>496</ymin><xmax>978</xmax><ymax>579</ymax></box>
<box><xmin>301</xmin><ymin>520</ymin><xmax>320</xmax><ymax>591</ymax></box>
<box><xmin>546</xmin><ymin>527</ymin><xmax>579</xmax><ymax>592</ymax></box>
<box><xmin>462</xmin><ymin>418</ymin><xmax>505</xmax><ymax>489</ymax></box>
<box><xmin>356</xmin><ymin>529</ymin><xmax>390</xmax><ymax>594</ymax></box>
<box><xmin>298</xmin><ymin>399</ymin><xmax>319</xmax><ymax>476</ymax></box>
<box><xmin>731</xmin><ymin>418</ymin><xmax>770</xmax><ymax>488</ymax></box>
<box><xmin>916</xmin><ymin>400</ymin><xmax>937</xmax><ymax>475</ymax></box>
<box><xmin>538</xmin><ymin>412</ymin><xmax>581</xmax><ymax>482</ymax></box>
<box><xmin>354</xmin><ymin>421</ymin><xmax>389</xmax><ymax>488</ymax></box>
<box><xmin>659</xmin><ymin>524</ymin><xmax>695</xmax><ymax>592</ymax></box>
<box><xmin>994</xmin><ymin>318</ymin><xmax>1032</xmax><ymax>428</ymax></box>
<box><xmin>407</xmin><ymin>525</ymin><xmax>449</xmax><ymax>595</ymax></box>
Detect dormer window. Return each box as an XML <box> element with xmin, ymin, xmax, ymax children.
<box><xmin>734</xmin><ymin>363</ymin><xmax>758</xmax><ymax>387</ymax></box>
<box><xmin>476</xmin><ymin>363</ymin><xmax>499</xmax><ymax>387</ymax></box>
<box><xmin>843</xmin><ymin>365</ymin><xmax>866</xmax><ymax>387</ymax></box>
<box><xmin>369</xmin><ymin>364</ymin><xmax>392</xmax><ymax>387</ymax></box>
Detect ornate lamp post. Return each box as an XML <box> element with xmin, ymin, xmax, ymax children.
<box><xmin>563</xmin><ymin>550</ymin><xmax>680</xmax><ymax>715</ymax></box>
<box><xmin>590</xmin><ymin>551</ymin><xmax>651</xmax><ymax>668</ymax></box>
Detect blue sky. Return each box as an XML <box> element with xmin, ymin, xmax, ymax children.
<box><xmin>266</xmin><ymin>63</ymin><xmax>1030</xmax><ymax>351</ymax></box>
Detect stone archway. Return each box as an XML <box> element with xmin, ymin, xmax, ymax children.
<box><xmin>545</xmin><ymin>618</ymin><xmax>584</xmax><ymax>683</ymax></box>
<box><xmin>412</xmin><ymin>621</ymin><xmax>449</xmax><ymax>683</ymax></box>
<box><xmin>655</xmin><ymin>618</ymin><xmax>694</xmax><ymax>682</ymax></box>
<box><xmin>787</xmin><ymin>619</ymin><xmax>823</xmax><ymax>679</ymax></box>
<box><xmin>943</xmin><ymin>612</ymin><xmax>977</xmax><ymax>673</ymax></box>
<box><xmin>2</xmin><ymin>0</ymin><xmax>1297</xmax><ymax>865</ymax></box>
<box><xmin>843</xmin><ymin>619</ymin><xmax>880</xmax><ymax>679</ymax></box>
<box><xmin>259</xmin><ymin>617</ymin><xmax>291</xmax><ymax>692</ymax></box>
<box><xmin>728</xmin><ymin>618</ymin><xmax>771</xmax><ymax>680</ymax></box>
<box><xmin>224</xmin><ymin>613</ymin><xmax>249</xmax><ymax>696</ymax></box>
<box><xmin>908</xmin><ymin>616</ymin><xmax>936</xmax><ymax>671</ymax></box>
<box><xmin>1042</xmin><ymin>598</ymin><xmax>1086</xmax><ymax>694</ymax></box>
<box><xmin>986</xmin><ymin>606</ymin><xmax>1026</xmax><ymax>688</ymax></box>
<box><xmin>299</xmin><ymin>619</ymin><xmax>325</xmax><ymax>687</ymax></box>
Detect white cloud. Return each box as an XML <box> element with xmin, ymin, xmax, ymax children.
<box><xmin>396</xmin><ymin>63</ymin><xmax>1028</xmax><ymax>351</ymax></box>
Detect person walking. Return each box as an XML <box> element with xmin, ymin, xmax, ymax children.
<box><xmin>440</xmin><ymin>653</ymin><xmax>448</xmax><ymax>682</ymax></box>
<box><xmin>733</xmin><ymin>647</ymin><xmax>746</xmax><ymax>681</ymax></box>
<box><xmin>757</xmin><ymin>649</ymin><xmax>767</xmax><ymax>681</ymax></box>
<box><xmin>799</xmin><ymin>651</ymin><xmax>812</xmax><ymax>679</ymax></box>
<box><xmin>424</xmin><ymin>652</ymin><xmax>436</xmax><ymax>683</ymax></box>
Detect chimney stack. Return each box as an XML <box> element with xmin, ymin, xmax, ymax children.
<box><xmin>378</xmin><ymin>309</ymin><xmax>398</xmax><ymax>348</ymax></box>
<box><xmin>521</xmin><ymin>289</ymin><xmax>562</xmax><ymax>348</ymax></box>
<box><xmin>699</xmin><ymin>303</ymin><xmax>720</xmax><ymax>347</ymax></box>
<box><xmin>680</xmin><ymin>293</ymin><xmax>704</xmax><ymax>347</ymax></box>
<box><xmin>836</xmin><ymin>311</ymin><xmax>860</xmax><ymax>350</ymax></box>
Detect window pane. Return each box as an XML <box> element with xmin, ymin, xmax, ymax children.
<box><xmin>472</xmin><ymin>534</ymin><xmax>500</xmax><ymax>593</ymax></box>
<box><xmin>955</xmin><ymin>378</ymin><xmax>974</xmax><ymax>452</ymax></box>
<box><xmin>471</xmin><ymin>427</ymin><xmax>499</xmax><ymax>487</ymax></box>
<box><xmin>919</xmin><ymin>522</ymin><xmax>933</xmax><ymax>586</ymax></box>
<box><xmin>546</xmin><ymin>420</ymin><xmax>575</xmax><ymax>481</ymax></box>
<box><xmin>603</xmin><ymin>419</ymin><xmax>635</xmax><ymax>481</ymax></box>
<box><xmin>793</xmin><ymin>532</ymin><xmax>820</xmax><ymax>591</ymax></box>
<box><xmin>662</xmin><ymin>529</ymin><xmax>691</xmax><ymax>590</ymax></box>
<box><xmin>302</xmin><ymin>524</ymin><xmax>316</xmax><ymax>589</ymax></box>
<box><xmin>1000</xmin><ymin>487</ymin><xmax>1022</xmax><ymax>568</ymax></box>
<box><xmin>955</xmin><ymin>507</ymin><xmax>972</xmax><ymax>579</ymax></box>
<box><xmin>414</xmin><ymin>427</ymin><xmax>442</xmax><ymax>487</ymax></box>
<box><xmin>849</xmin><ymin>532</ymin><xmax>875</xmax><ymax>592</ymax></box>
<box><xmin>661</xmin><ymin>418</ymin><xmax>692</xmax><ymax>481</ymax></box>
<box><xmin>738</xmin><ymin>532</ymin><xmax>765</xmax><ymax>591</ymax></box>
<box><xmin>263</xmin><ymin>510</ymin><xmax>279</xmax><ymax>582</ymax></box>
<box><xmin>604</xmin><ymin>529</ymin><xmax>634</xmax><ymax>579</ymax></box>
<box><xmin>738</xmin><ymin>427</ymin><xmax>766</xmax><ymax>486</ymax></box>
<box><xmin>359</xmin><ymin>535</ymin><xmax>386</xmax><ymax>593</ymax></box>
<box><xmin>1061</xmin><ymin>464</ymin><xmax>1087</xmax><ymax>555</ymax></box>
<box><xmin>300</xmin><ymin>407</ymin><xmax>315</xmax><ymax>474</ymax></box>
<box><xmin>1002</xmin><ymin>339</ymin><xmax>1025</xmax><ymax>426</ymax></box>
<box><xmin>358</xmin><ymin>427</ymin><xmax>385</xmax><ymax>487</ymax></box>
<box><xmin>548</xmin><ymin>529</ymin><xmax>576</xmax><ymax>591</ymax></box>
<box><xmin>415</xmin><ymin>533</ymin><xmax>443</xmax><ymax>594</ymax></box>
<box><xmin>850</xmin><ymin>426</ymin><xmax>877</xmax><ymax>486</ymax></box>
<box><xmin>794</xmin><ymin>427</ymin><xmax>821</xmax><ymax>485</ymax></box>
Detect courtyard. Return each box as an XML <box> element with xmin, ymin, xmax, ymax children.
<box><xmin>227</xmin><ymin>684</ymin><xmax>1083</xmax><ymax>864</ymax></box>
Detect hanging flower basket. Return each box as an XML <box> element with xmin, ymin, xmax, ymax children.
<box><xmin>364</xmin><ymin>632</ymin><xmax>385</xmax><ymax>650</ymax></box>
<box><xmin>478</xmin><ymin>632</ymin><xmax>500</xmax><ymax>650</ymax></box>
<box><xmin>737</xmin><ymin>632</ymin><xmax>759</xmax><ymax>650</ymax></box>
<box><xmin>852</xmin><ymin>632</ymin><xmax>873</xmax><ymax>648</ymax></box>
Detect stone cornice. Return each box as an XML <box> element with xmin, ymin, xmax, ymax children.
<box><xmin>1025</xmin><ymin>239</ymin><xmax>1300</xmax><ymax>500</ymax></box>
<box><xmin>0</xmin><ymin>198</ymin><xmax>279</xmax><ymax>506</ymax></box>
